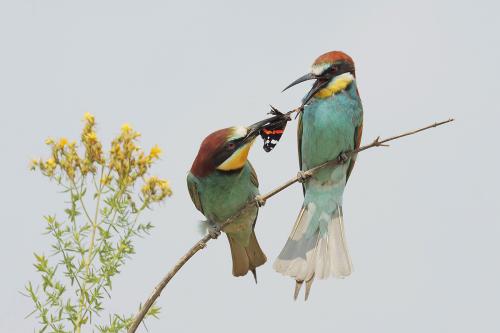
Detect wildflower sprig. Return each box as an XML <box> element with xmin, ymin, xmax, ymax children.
<box><xmin>25</xmin><ymin>113</ymin><xmax>171</xmax><ymax>333</ymax></box>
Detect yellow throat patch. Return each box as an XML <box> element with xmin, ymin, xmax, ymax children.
<box><xmin>315</xmin><ymin>72</ymin><xmax>354</xmax><ymax>99</ymax></box>
<box><xmin>217</xmin><ymin>140</ymin><xmax>254</xmax><ymax>171</ymax></box>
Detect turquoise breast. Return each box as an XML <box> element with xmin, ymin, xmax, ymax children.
<box><xmin>301</xmin><ymin>82</ymin><xmax>363</xmax><ymax>171</ymax></box>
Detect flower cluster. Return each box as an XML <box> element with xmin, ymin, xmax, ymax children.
<box><xmin>108</xmin><ymin>123</ymin><xmax>163</xmax><ymax>189</ymax></box>
<box><xmin>32</xmin><ymin>113</ymin><xmax>105</xmax><ymax>179</ymax></box>
<box><xmin>32</xmin><ymin>137</ymin><xmax>80</xmax><ymax>179</ymax></box>
<box><xmin>81</xmin><ymin>112</ymin><xmax>105</xmax><ymax>173</ymax></box>
<box><xmin>141</xmin><ymin>176</ymin><xmax>173</xmax><ymax>203</ymax></box>
<box><xmin>31</xmin><ymin>113</ymin><xmax>172</xmax><ymax>203</ymax></box>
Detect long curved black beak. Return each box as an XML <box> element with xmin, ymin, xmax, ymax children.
<box><xmin>244</xmin><ymin>118</ymin><xmax>272</xmax><ymax>143</ymax></box>
<box><xmin>282</xmin><ymin>73</ymin><xmax>318</xmax><ymax>92</ymax></box>
<box><xmin>245</xmin><ymin>110</ymin><xmax>287</xmax><ymax>142</ymax></box>
<box><xmin>283</xmin><ymin>72</ymin><xmax>331</xmax><ymax>106</ymax></box>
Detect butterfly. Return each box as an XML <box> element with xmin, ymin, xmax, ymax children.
<box><xmin>259</xmin><ymin>106</ymin><xmax>289</xmax><ymax>152</ymax></box>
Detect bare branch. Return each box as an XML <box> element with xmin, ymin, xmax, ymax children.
<box><xmin>127</xmin><ymin>118</ymin><xmax>454</xmax><ymax>333</ymax></box>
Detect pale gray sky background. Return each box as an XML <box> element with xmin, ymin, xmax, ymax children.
<box><xmin>1</xmin><ymin>0</ymin><xmax>499</xmax><ymax>332</ymax></box>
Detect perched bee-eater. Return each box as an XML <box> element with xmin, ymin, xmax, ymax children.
<box><xmin>187</xmin><ymin>122</ymin><xmax>269</xmax><ymax>281</ymax></box>
<box><xmin>274</xmin><ymin>51</ymin><xmax>363</xmax><ymax>299</ymax></box>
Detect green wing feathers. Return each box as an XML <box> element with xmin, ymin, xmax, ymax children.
<box><xmin>346</xmin><ymin>122</ymin><xmax>363</xmax><ymax>182</ymax></box>
<box><xmin>247</xmin><ymin>161</ymin><xmax>259</xmax><ymax>188</ymax></box>
<box><xmin>187</xmin><ymin>175</ymin><xmax>204</xmax><ymax>215</ymax></box>
<box><xmin>297</xmin><ymin>112</ymin><xmax>303</xmax><ymax>171</ymax></box>
<box><xmin>297</xmin><ymin>113</ymin><xmax>305</xmax><ymax>195</ymax></box>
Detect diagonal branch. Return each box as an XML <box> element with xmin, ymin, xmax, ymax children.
<box><xmin>127</xmin><ymin>118</ymin><xmax>454</xmax><ymax>333</ymax></box>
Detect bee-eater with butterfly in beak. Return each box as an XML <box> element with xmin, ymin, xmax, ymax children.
<box><xmin>274</xmin><ymin>51</ymin><xmax>363</xmax><ymax>299</ymax></box>
<box><xmin>187</xmin><ymin>120</ymin><xmax>272</xmax><ymax>281</ymax></box>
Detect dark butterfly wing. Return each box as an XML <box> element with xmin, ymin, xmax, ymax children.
<box><xmin>260</xmin><ymin>120</ymin><xmax>287</xmax><ymax>152</ymax></box>
<box><xmin>259</xmin><ymin>107</ymin><xmax>288</xmax><ymax>152</ymax></box>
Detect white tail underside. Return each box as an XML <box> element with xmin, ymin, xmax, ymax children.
<box><xmin>273</xmin><ymin>204</ymin><xmax>352</xmax><ymax>281</ymax></box>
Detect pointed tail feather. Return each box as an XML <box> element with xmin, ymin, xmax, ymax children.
<box><xmin>228</xmin><ymin>235</ymin><xmax>249</xmax><ymax>277</ymax></box>
<box><xmin>273</xmin><ymin>204</ymin><xmax>352</xmax><ymax>285</ymax></box>
<box><xmin>227</xmin><ymin>231</ymin><xmax>267</xmax><ymax>278</ymax></box>
<box><xmin>245</xmin><ymin>231</ymin><xmax>267</xmax><ymax>271</ymax></box>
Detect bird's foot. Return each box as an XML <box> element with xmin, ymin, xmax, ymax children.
<box><xmin>255</xmin><ymin>195</ymin><xmax>266</xmax><ymax>207</ymax></box>
<box><xmin>297</xmin><ymin>171</ymin><xmax>311</xmax><ymax>183</ymax></box>
<box><xmin>294</xmin><ymin>106</ymin><xmax>304</xmax><ymax>119</ymax></box>
<box><xmin>207</xmin><ymin>225</ymin><xmax>221</xmax><ymax>239</ymax></box>
<box><xmin>337</xmin><ymin>152</ymin><xmax>349</xmax><ymax>164</ymax></box>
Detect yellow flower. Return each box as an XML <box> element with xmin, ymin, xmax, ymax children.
<box><xmin>40</xmin><ymin>157</ymin><xmax>58</xmax><ymax>177</ymax></box>
<box><xmin>84</xmin><ymin>132</ymin><xmax>97</xmax><ymax>142</ymax></box>
<box><xmin>45</xmin><ymin>138</ymin><xmax>54</xmax><ymax>145</ymax></box>
<box><xmin>46</xmin><ymin>158</ymin><xmax>56</xmax><ymax>168</ymax></box>
<box><xmin>149</xmin><ymin>145</ymin><xmax>162</xmax><ymax>159</ymax></box>
<box><xmin>29</xmin><ymin>159</ymin><xmax>39</xmax><ymax>170</ymax></box>
<box><xmin>83</xmin><ymin>112</ymin><xmax>95</xmax><ymax>123</ymax></box>
<box><xmin>58</xmin><ymin>137</ymin><xmax>68</xmax><ymax>148</ymax></box>
<box><xmin>121</xmin><ymin>123</ymin><xmax>132</xmax><ymax>133</ymax></box>
<box><xmin>100</xmin><ymin>175</ymin><xmax>112</xmax><ymax>186</ymax></box>
<box><xmin>141</xmin><ymin>176</ymin><xmax>172</xmax><ymax>202</ymax></box>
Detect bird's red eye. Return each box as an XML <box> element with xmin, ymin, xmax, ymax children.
<box><xmin>331</xmin><ymin>65</ymin><xmax>339</xmax><ymax>72</ymax></box>
<box><xmin>227</xmin><ymin>142</ymin><xmax>236</xmax><ymax>150</ymax></box>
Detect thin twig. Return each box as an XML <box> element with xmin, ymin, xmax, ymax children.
<box><xmin>127</xmin><ymin>118</ymin><xmax>454</xmax><ymax>333</ymax></box>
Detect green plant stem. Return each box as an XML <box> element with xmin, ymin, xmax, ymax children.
<box><xmin>72</xmin><ymin>177</ymin><xmax>94</xmax><ymax>227</ymax></box>
<box><xmin>88</xmin><ymin>184</ymin><xmax>128</xmax><ymax>264</ymax></box>
<box><xmin>75</xmin><ymin>166</ymin><xmax>105</xmax><ymax>333</ymax></box>
<box><xmin>51</xmin><ymin>221</ymin><xmax>84</xmax><ymax>292</ymax></box>
<box><xmin>80</xmin><ymin>192</ymin><xmax>147</xmax><ymax>322</ymax></box>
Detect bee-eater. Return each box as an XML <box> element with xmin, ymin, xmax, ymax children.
<box><xmin>187</xmin><ymin>122</ymin><xmax>269</xmax><ymax>281</ymax></box>
<box><xmin>273</xmin><ymin>51</ymin><xmax>363</xmax><ymax>299</ymax></box>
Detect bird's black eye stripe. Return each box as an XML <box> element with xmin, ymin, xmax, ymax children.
<box><xmin>328</xmin><ymin>64</ymin><xmax>340</xmax><ymax>73</ymax></box>
<box><xmin>226</xmin><ymin>138</ymin><xmax>244</xmax><ymax>150</ymax></box>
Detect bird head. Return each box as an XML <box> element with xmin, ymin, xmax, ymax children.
<box><xmin>283</xmin><ymin>51</ymin><xmax>356</xmax><ymax>106</ymax></box>
<box><xmin>190</xmin><ymin>119</ymin><xmax>269</xmax><ymax>177</ymax></box>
